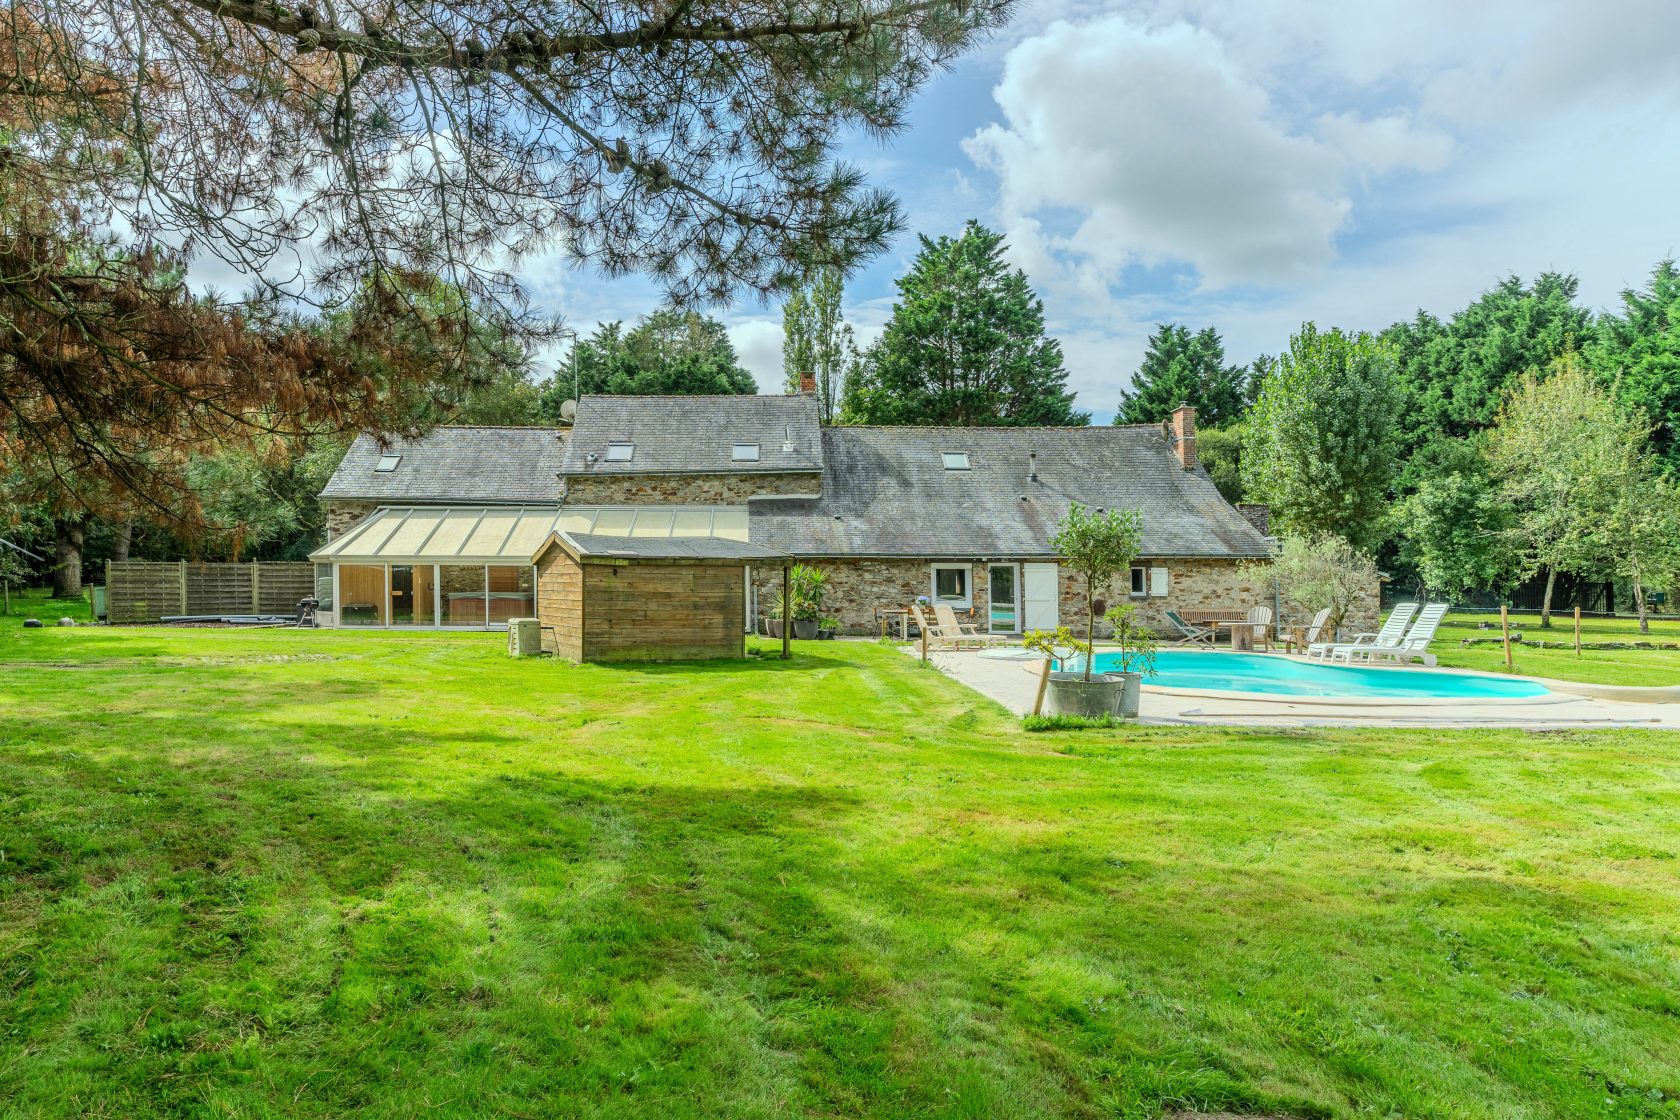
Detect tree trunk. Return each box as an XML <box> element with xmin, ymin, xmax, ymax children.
<box><xmin>1632</xmin><ymin>561</ymin><xmax>1649</xmax><ymax>635</ymax></box>
<box><xmin>1538</xmin><ymin>566</ymin><xmax>1557</xmax><ymax>628</ymax></box>
<box><xmin>112</xmin><ymin>519</ymin><xmax>133</xmax><ymax>563</ymax></box>
<box><xmin>52</xmin><ymin>518</ymin><xmax>85</xmax><ymax>599</ymax></box>
<box><xmin>1083</xmin><ymin>581</ymin><xmax>1095</xmax><ymax>682</ymax></box>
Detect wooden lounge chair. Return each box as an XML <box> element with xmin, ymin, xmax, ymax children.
<box><xmin>911</xmin><ymin>603</ymin><xmax>966</xmax><ymax>650</ymax></box>
<box><xmin>1283</xmin><ymin>607</ymin><xmax>1332</xmax><ymax>654</ymax></box>
<box><xmin>1245</xmin><ymin>605</ymin><xmax>1274</xmax><ymax>651</ymax></box>
<box><xmin>1310</xmin><ymin>602</ymin><xmax>1417</xmax><ymax>661</ymax></box>
<box><xmin>1343</xmin><ymin>602</ymin><xmax>1450</xmax><ymax>667</ymax></box>
<box><xmin>1164</xmin><ymin>610</ymin><xmax>1216</xmax><ymax>647</ymax></box>
<box><xmin>933</xmin><ymin>603</ymin><xmax>1008</xmax><ymax>648</ymax></box>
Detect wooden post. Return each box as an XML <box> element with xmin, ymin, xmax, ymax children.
<box><xmin>178</xmin><ymin>560</ymin><xmax>188</xmax><ymax>616</ymax></box>
<box><xmin>250</xmin><ymin>560</ymin><xmax>261</xmax><ymax>615</ymax></box>
<box><xmin>780</xmin><ymin>564</ymin><xmax>791</xmax><ymax>660</ymax></box>
<box><xmin>1574</xmin><ymin>605</ymin><xmax>1582</xmax><ymax>659</ymax></box>
<box><xmin>1500</xmin><ymin>604</ymin><xmax>1513</xmax><ymax>672</ymax></box>
<box><xmin>1032</xmin><ymin>658</ymin><xmax>1052</xmax><ymax>716</ymax></box>
<box><xmin>920</xmin><ymin>619</ymin><xmax>928</xmax><ymax>663</ymax></box>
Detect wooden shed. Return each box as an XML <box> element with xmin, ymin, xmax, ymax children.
<box><xmin>532</xmin><ymin>531</ymin><xmax>793</xmax><ymax>662</ymax></box>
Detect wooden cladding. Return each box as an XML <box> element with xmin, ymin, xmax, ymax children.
<box><xmin>534</xmin><ymin>549</ymin><xmax>746</xmax><ymax>662</ymax></box>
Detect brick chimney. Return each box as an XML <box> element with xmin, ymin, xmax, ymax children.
<box><xmin>798</xmin><ymin>371</ymin><xmax>817</xmax><ymax>395</ymax></box>
<box><xmin>1168</xmin><ymin>403</ymin><xmax>1197</xmax><ymax>470</ymax></box>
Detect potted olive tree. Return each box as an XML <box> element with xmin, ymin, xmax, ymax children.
<box><xmin>1024</xmin><ymin>503</ymin><xmax>1144</xmax><ymax>717</ymax></box>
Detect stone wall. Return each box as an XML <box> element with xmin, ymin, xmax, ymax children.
<box><xmin>324</xmin><ymin>500</ymin><xmax>378</xmax><ymax>541</ymax></box>
<box><xmin>746</xmin><ymin>554</ymin><xmax>1375</xmax><ymax>639</ymax></box>
<box><xmin>562</xmin><ymin>471</ymin><xmax>822</xmax><ymax>505</ymax></box>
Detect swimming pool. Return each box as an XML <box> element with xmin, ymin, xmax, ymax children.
<box><xmin>1076</xmin><ymin>650</ymin><xmax>1551</xmax><ymax>700</ymax></box>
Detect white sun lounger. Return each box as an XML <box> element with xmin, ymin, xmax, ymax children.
<box><xmin>1309</xmin><ymin>602</ymin><xmax>1417</xmax><ymax>661</ymax></box>
<box><xmin>1341</xmin><ymin>602</ymin><xmax>1450</xmax><ymax>667</ymax></box>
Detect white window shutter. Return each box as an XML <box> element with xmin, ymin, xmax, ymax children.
<box><xmin>1149</xmin><ymin>566</ymin><xmax>1169</xmax><ymax>598</ymax></box>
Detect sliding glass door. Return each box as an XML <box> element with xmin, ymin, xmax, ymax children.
<box><xmin>988</xmin><ymin>564</ymin><xmax>1019</xmax><ymax>634</ymax></box>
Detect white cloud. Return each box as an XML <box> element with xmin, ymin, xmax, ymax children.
<box><xmin>964</xmin><ymin>16</ymin><xmax>1455</xmax><ymax>292</ymax></box>
<box><xmin>726</xmin><ymin>318</ymin><xmax>786</xmax><ymax>392</ymax></box>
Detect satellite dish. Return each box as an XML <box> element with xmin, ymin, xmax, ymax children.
<box><xmin>559</xmin><ymin>399</ymin><xmax>578</xmax><ymax>423</ymax></box>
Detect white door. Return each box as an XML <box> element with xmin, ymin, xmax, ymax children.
<box><xmin>1022</xmin><ymin>563</ymin><xmax>1059</xmax><ymax>631</ymax></box>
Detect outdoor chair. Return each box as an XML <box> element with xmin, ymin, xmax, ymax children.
<box><xmin>933</xmin><ymin>603</ymin><xmax>1007</xmax><ymax>649</ymax></box>
<box><xmin>1246</xmin><ymin>605</ymin><xmax>1274</xmax><ymax>651</ymax></box>
<box><xmin>911</xmin><ymin>603</ymin><xmax>965</xmax><ymax>650</ymax></box>
<box><xmin>1309</xmin><ymin>602</ymin><xmax>1417</xmax><ymax>661</ymax></box>
<box><xmin>1164</xmin><ymin>610</ymin><xmax>1216</xmax><ymax>647</ymax></box>
<box><xmin>1283</xmin><ymin>607</ymin><xmax>1332</xmax><ymax>654</ymax></box>
<box><xmin>1341</xmin><ymin>602</ymin><xmax>1450</xmax><ymax>667</ymax></box>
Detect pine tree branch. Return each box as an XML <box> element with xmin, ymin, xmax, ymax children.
<box><xmin>166</xmin><ymin>0</ymin><xmax>945</xmax><ymax>72</ymax></box>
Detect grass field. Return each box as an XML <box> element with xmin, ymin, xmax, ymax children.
<box><xmin>2</xmin><ymin>593</ymin><xmax>1679</xmax><ymax>1118</ymax></box>
<box><xmin>1433</xmin><ymin>611</ymin><xmax>1680</xmax><ymax>687</ymax></box>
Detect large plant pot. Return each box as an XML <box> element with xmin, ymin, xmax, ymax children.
<box><xmin>792</xmin><ymin>619</ymin><xmax>819</xmax><ymax>640</ymax></box>
<box><xmin>1113</xmin><ymin>671</ymin><xmax>1143</xmax><ymax>719</ymax></box>
<box><xmin>1044</xmin><ymin>671</ymin><xmax>1126</xmax><ymax>718</ymax></box>
<box><xmin>764</xmin><ymin>618</ymin><xmax>784</xmax><ymax>638</ymax></box>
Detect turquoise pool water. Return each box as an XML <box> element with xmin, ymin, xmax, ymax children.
<box><xmin>1078</xmin><ymin>650</ymin><xmax>1550</xmax><ymax>700</ymax></box>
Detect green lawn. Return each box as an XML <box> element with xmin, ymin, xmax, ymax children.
<box><xmin>1433</xmin><ymin>610</ymin><xmax>1680</xmax><ymax>687</ymax></box>
<box><xmin>2</xmin><ymin>598</ymin><xmax>1679</xmax><ymax>1118</ymax></box>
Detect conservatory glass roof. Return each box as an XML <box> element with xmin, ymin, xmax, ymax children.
<box><xmin>311</xmin><ymin>505</ymin><xmax>749</xmax><ymax>563</ymax></box>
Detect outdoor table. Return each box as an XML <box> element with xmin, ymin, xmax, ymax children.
<box><xmin>1206</xmin><ymin>617</ymin><xmax>1252</xmax><ymax>651</ymax></box>
<box><xmin>1283</xmin><ymin>625</ymin><xmax>1311</xmax><ymax>655</ymax></box>
<box><xmin>879</xmin><ymin>607</ymin><xmax>914</xmax><ymax>639</ymax></box>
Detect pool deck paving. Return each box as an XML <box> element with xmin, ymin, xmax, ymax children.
<box><xmin>908</xmin><ymin>645</ymin><xmax>1680</xmax><ymax>729</ymax></box>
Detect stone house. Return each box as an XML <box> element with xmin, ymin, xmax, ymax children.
<box><xmin>311</xmin><ymin>390</ymin><xmax>1306</xmax><ymax>637</ymax></box>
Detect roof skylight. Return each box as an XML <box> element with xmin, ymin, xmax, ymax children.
<box><xmin>732</xmin><ymin>442</ymin><xmax>761</xmax><ymax>462</ymax></box>
<box><xmin>375</xmin><ymin>452</ymin><xmax>402</xmax><ymax>472</ymax></box>
<box><xmin>605</xmin><ymin>441</ymin><xmax>634</xmax><ymax>462</ymax></box>
<box><xmin>941</xmin><ymin>451</ymin><xmax>970</xmax><ymax>470</ymax></box>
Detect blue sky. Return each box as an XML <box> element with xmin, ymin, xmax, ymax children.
<box><xmin>529</xmin><ymin>0</ymin><xmax>1680</xmax><ymax>424</ymax></box>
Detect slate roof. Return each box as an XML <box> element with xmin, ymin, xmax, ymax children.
<box><xmin>558</xmin><ymin>394</ymin><xmax>823</xmax><ymax>475</ymax></box>
<box><xmin>540</xmin><ymin>532</ymin><xmax>792</xmax><ymax>563</ymax></box>
<box><xmin>320</xmin><ymin>427</ymin><xmax>566</xmax><ymax>504</ymax></box>
<box><xmin>748</xmin><ymin>425</ymin><xmax>1273</xmax><ymax>559</ymax></box>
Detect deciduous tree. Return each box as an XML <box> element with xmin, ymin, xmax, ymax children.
<box><xmin>782</xmin><ymin>267</ymin><xmax>858</xmax><ymax>423</ymax></box>
<box><xmin>1485</xmin><ymin>358</ymin><xmax>1631</xmax><ymax>627</ymax></box>
<box><xmin>1241</xmin><ymin>323</ymin><xmax>1400</xmax><ymax>548</ymax></box>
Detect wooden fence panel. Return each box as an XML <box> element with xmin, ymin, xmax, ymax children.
<box><xmin>105</xmin><ymin>561</ymin><xmax>314</xmax><ymax>623</ymax></box>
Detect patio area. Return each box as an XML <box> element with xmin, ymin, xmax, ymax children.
<box><xmin>915</xmin><ymin>645</ymin><xmax>1680</xmax><ymax>729</ymax></box>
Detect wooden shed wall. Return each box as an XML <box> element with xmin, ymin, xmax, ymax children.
<box><xmin>584</xmin><ymin>561</ymin><xmax>745</xmax><ymax>661</ymax></box>
<box><xmin>534</xmin><ymin>548</ymin><xmax>584</xmax><ymax>661</ymax></box>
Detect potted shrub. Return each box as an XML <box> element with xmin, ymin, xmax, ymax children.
<box><xmin>790</xmin><ymin>563</ymin><xmax>826</xmax><ymax>640</ymax></box>
<box><xmin>817</xmin><ymin>616</ymin><xmax>840</xmax><ymax>640</ymax></box>
<box><xmin>1101</xmin><ymin>603</ymin><xmax>1159</xmax><ymax>718</ymax></box>
<box><xmin>1027</xmin><ymin>503</ymin><xmax>1144</xmax><ymax>717</ymax></box>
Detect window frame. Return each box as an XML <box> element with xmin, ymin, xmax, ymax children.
<box><xmin>940</xmin><ymin>451</ymin><xmax>970</xmax><ymax>471</ymax></box>
<box><xmin>374</xmin><ymin>452</ymin><xmax>401</xmax><ymax>472</ymax></box>
<box><xmin>1130</xmin><ymin>566</ymin><xmax>1147</xmax><ymax>597</ymax></box>
<box><xmin>931</xmin><ymin>563</ymin><xmax>972</xmax><ymax>609</ymax></box>
<box><xmin>605</xmin><ymin>441</ymin><xmax>634</xmax><ymax>462</ymax></box>
<box><xmin>731</xmin><ymin>442</ymin><xmax>761</xmax><ymax>462</ymax></box>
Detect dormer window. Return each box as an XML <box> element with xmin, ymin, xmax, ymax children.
<box><xmin>375</xmin><ymin>452</ymin><xmax>401</xmax><ymax>472</ymax></box>
<box><xmin>732</xmin><ymin>442</ymin><xmax>761</xmax><ymax>462</ymax></box>
<box><xmin>605</xmin><ymin>441</ymin><xmax>634</xmax><ymax>462</ymax></box>
<box><xmin>941</xmin><ymin>451</ymin><xmax>970</xmax><ymax>471</ymax></box>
